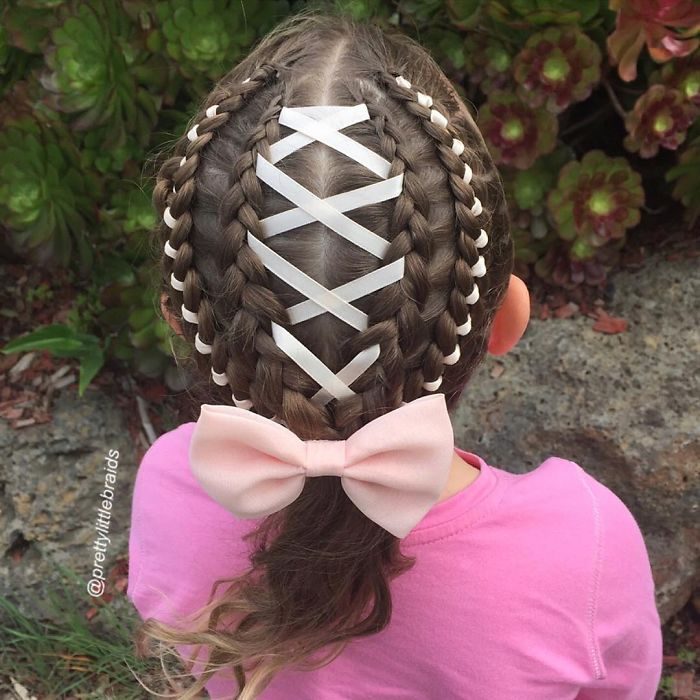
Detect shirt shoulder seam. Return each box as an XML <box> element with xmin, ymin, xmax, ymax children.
<box><xmin>567</xmin><ymin>460</ymin><xmax>606</xmax><ymax>681</ymax></box>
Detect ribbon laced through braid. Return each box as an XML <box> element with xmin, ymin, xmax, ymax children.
<box><xmin>358</xmin><ymin>89</ymin><xmax>433</xmax><ymax>404</ymax></box>
<box><xmin>157</xmin><ymin>65</ymin><xmax>279</xmax><ymax>409</ymax></box>
<box><xmin>384</xmin><ymin>73</ymin><xmax>489</xmax><ymax>393</ymax></box>
<box><xmin>157</xmin><ymin>67</ymin><xmax>488</xmax><ymax>420</ymax></box>
<box><xmin>240</xmin><ymin>103</ymin><xmax>409</xmax><ymax>422</ymax></box>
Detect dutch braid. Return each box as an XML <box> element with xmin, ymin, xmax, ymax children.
<box><xmin>220</xmin><ymin>94</ymin><xmax>345</xmax><ymax>436</ymax></box>
<box><xmin>153</xmin><ymin>64</ymin><xmax>279</xmax><ymax>408</ymax></box>
<box><xmin>358</xmin><ymin>90</ymin><xmax>434</xmax><ymax>404</ymax></box>
<box><xmin>380</xmin><ymin>71</ymin><xmax>489</xmax><ymax>392</ymax></box>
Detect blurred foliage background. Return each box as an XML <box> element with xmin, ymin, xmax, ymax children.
<box><xmin>1</xmin><ymin>0</ymin><xmax>699</xmax><ymax>392</ymax></box>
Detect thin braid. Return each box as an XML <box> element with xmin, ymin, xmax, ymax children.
<box><xmin>153</xmin><ymin>64</ymin><xmax>278</xmax><ymax>406</ymax></box>
<box><xmin>359</xmin><ymin>91</ymin><xmax>434</xmax><ymax>403</ymax></box>
<box><xmin>219</xmin><ymin>90</ymin><xmax>340</xmax><ymax>436</ymax></box>
<box><xmin>380</xmin><ymin>71</ymin><xmax>489</xmax><ymax>391</ymax></box>
<box><xmin>216</xmin><ymin>88</ymin><xmax>294</xmax><ymax>413</ymax></box>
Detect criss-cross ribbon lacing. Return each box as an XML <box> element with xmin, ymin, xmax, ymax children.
<box><xmin>161</xmin><ymin>77</ymin><xmax>490</xmax><ymax>411</ymax></box>
<box><xmin>248</xmin><ymin>104</ymin><xmax>405</xmax><ymax>406</ymax></box>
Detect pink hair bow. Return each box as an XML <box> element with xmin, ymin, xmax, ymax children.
<box><xmin>189</xmin><ymin>394</ymin><xmax>455</xmax><ymax>538</ymax></box>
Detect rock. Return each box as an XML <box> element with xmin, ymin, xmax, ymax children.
<box><xmin>0</xmin><ymin>388</ymin><xmax>139</xmax><ymax>620</ymax></box>
<box><xmin>452</xmin><ymin>252</ymin><xmax>700</xmax><ymax>623</ymax></box>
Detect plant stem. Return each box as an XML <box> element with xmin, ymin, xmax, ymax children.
<box><xmin>602</xmin><ymin>79</ymin><xmax>627</xmax><ymax>119</ymax></box>
<box><xmin>561</xmin><ymin>104</ymin><xmax>613</xmax><ymax>138</ymax></box>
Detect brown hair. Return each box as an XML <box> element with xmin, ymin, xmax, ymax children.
<box><xmin>135</xmin><ymin>10</ymin><xmax>512</xmax><ymax>699</ymax></box>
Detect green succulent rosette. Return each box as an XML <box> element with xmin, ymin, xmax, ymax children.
<box><xmin>507</xmin><ymin>148</ymin><xmax>573</xmax><ymax>211</ymax></box>
<box><xmin>463</xmin><ymin>32</ymin><xmax>512</xmax><ymax>92</ymax></box>
<box><xmin>478</xmin><ymin>91</ymin><xmax>558</xmax><ymax>169</ymax></box>
<box><xmin>624</xmin><ymin>84</ymin><xmax>697</xmax><ymax>158</ymax></box>
<box><xmin>547</xmin><ymin>150</ymin><xmax>644</xmax><ymax>249</ymax></box>
<box><xmin>651</xmin><ymin>54</ymin><xmax>700</xmax><ymax>107</ymax></box>
<box><xmin>513</xmin><ymin>27</ymin><xmax>602</xmax><ymax>114</ymax></box>
<box><xmin>40</xmin><ymin>2</ymin><xmax>158</xmax><ymax>153</ymax></box>
<box><xmin>154</xmin><ymin>0</ymin><xmax>289</xmax><ymax>80</ymax></box>
<box><xmin>0</xmin><ymin>115</ymin><xmax>97</xmax><ymax>271</ymax></box>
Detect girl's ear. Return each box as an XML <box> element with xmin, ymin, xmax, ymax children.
<box><xmin>487</xmin><ymin>275</ymin><xmax>530</xmax><ymax>356</ymax></box>
<box><xmin>160</xmin><ymin>292</ymin><xmax>184</xmax><ymax>336</ymax></box>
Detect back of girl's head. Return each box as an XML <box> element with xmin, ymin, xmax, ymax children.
<box><xmin>142</xmin><ymin>11</ymin><xmax>512</xmax><ymax>699</ymax></box>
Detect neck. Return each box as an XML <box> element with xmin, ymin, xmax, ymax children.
<box><xmin>437</xmin><ymin>451</ymin><xmax>481</xmax><ymax>503</ymax></box>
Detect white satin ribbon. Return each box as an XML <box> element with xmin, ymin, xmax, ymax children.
<box><xmin>272</xmin><ymin>323</ymin><xmax>380</xmax><ymax>403</ymax></box>
<box><xmin>278</xmin><ymin>106</ymin><xmax>392</xmax><ymax>179</ymax></box>
<box><xmin>248</xmin><ymin>104</ymin><xmax>405</xmax><ymax>405</ymax></box>
<box><xmin>256</xmin><ymin>155</ymin><xmax>390</xmax><ymax>259</ymax></box>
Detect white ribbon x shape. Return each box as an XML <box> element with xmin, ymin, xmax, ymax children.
<box><xmin>247</xmin><ymin>104</ymin><xmax>405</xmax><ymax>405</ymax></box>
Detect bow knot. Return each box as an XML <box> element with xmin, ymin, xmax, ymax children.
<box><xmin>304</xmin><ymin>440</ymin><xmax>346</xmax><ymax>478</ymax></box>
<box><xmin>189</xmin><ymin>394</ymin><xmax>455</xmax><ymax>538</ymax></box>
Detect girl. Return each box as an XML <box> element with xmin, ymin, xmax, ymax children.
<box><xmin>127</xmin><ymin>13</ymin><xmax>662</xmax><ymax>700</ymax></box>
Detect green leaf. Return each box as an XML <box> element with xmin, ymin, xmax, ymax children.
<box><xmin>77</xmin><ymin>346</ymin><xmax>105</xmax><ymax>396</ymax></box>
<box><xmin>1</xmin><ymin>325</ymin><xmax>87</xmax><ymax>355</ymax></box>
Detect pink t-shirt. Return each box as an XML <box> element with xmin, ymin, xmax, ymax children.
<box><xmin>127</xmin><ymin>422</ymin><xmax>663</xmax><ymax>699</ymax></box>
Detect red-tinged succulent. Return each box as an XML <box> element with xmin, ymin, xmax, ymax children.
<box><xmin>534</xmin><ymin>240</ymin><xmax>620</xmax><ymax>289</ymax></box>
<box><xmin>478</xmin><ymin>92</ymin><xmax>558</xmax><ymax>169</ymax></box>
<box><xmin>463</xmin><ymin>33</ymin><xmax>513</xmax><ymax>93</ymax></box>
<box><xmin>607</xmin><ymin>0</ymin><xmax>700</xmax><ymax>82</ymax></box>
<box><xmin>513</xmin><ymin>27</ymin><xmax>602</xmax><ymax>114</ymax></box>
<box><xmin>624</xmin><ymin>84</ymin><xmax>697</xmax><ymax>157</ymax></box>
<box><xmin>547</xmin><ymin>150</ymin><xmax>644</xmax><ymax>248</ymax></box>
<box><xmin>652</xmin><ymin>54</ymin><xmax>700</xmax><ymax>106</ymax></box>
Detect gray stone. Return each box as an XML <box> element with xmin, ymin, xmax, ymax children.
<box><xmin>452</xmin><ymin>252</ymin><xmax>700</xmax><ymax>623</ymax></box>
<box><xmin>0</xmin><ymin>388</ymin><xmax>139</xmax><ymax>620</ymax></box>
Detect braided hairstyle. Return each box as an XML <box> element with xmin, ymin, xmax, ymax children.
<box><xmin>137</xmin><ymin>13</ymin><xmax>512</xmax><ymax>700</ymax></box>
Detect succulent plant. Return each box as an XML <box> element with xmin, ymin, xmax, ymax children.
<box><xmin>547</xmin><ymin>150</ymin><xmax>644</xmax><ymax>249</ymax></box>
<box><xmin>534</xmin><ymin>239</ymin><xmax>621</xmax><ymax>289</ymax></box>
<box><xmin>624</xmin><ymin>84</ymin><xmax>697</xmax><ymax>158</ymax></box>
<box><xmin>511</xmin><ymin>209</ymin><xmax>558</xmax><ymax>262</ymax></box>
<box><xmin>98</xmin><ymin>260</ymin><xmax>174</xmax><ymax>378</ymax></box>
<box><xmin>94</xmin><ymin>184</ymin><xmax>158</xmax><ymax>252</ymax></box>
<box><xmin>2</xmin><ymin>2</ymin><xmax>57</xmax><ymax>54</ymax></box>
<box><xmin>513</xmin><ymin>27</ymin><xmax>602</xmax><ymax>114</ymax></box>
<box><xmin>40</xmin><ymin>3</ymin><xmax>158</xmax><ymax>151</ymax></box>
<box><xmin>78</xmin><ymin>127</ymin><xmax>146</xmax><ymax>176</ymax></box>
<box><xmin>608</xmin><ymin>0</ymin><xmax>700</xmax><ymax>82</ymax></box>
<box><xmin>446</xmin><ymin>0</ymin><xmax>484</xmax><ymax>29</ymax></box>
<box><xmin>486</xmin><ymin>0</ymin><xmax>600</xmax><ymax>26</ymax></box>
<box><xmin>502</xmin><ymin>149</ymin><xmax>567</xmax><ymax>211</ymax></box>
<box><xmin>667</xmin><ymin>131</ymin><xmax>700</xmax><ymax>225</ymax></box>
<box><xmin>479</xmin><ymin>91</ymin><xmax>558</xmax><ymax>169</ymax></box>
<box><xmin>652</xmin><ymin>54</ymin><xmax>700</xmax><ymax>107</ymax></box>
<box><xmin>0</xmin><ymin>114</ymin><xmax>98</xmax><ymax>271</ymax></box>
<box><xmin>463</xmin><ymin>32</ymin><xmax>513</xmax><ymax>92</ymax></box>
<box><xmin>153</xmin><ymin>0</ymin><xmax>289</xmax><ymax>81</ymax></box>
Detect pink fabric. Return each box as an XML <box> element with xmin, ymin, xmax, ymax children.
<box><xmin>189</xmin><ymin>395</ymin><xmax>454</xmax><ymax>538</ymax></box>
<box><xmin>128</xmin><ymin>423</ymin><xmax>663</xmax><ymax>699</ymax></box>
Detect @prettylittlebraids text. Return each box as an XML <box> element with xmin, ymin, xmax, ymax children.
<box><xmin>86</xmin><ymin>449</ymin><xmax>119</xmax><ymax>598</ymax></box>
